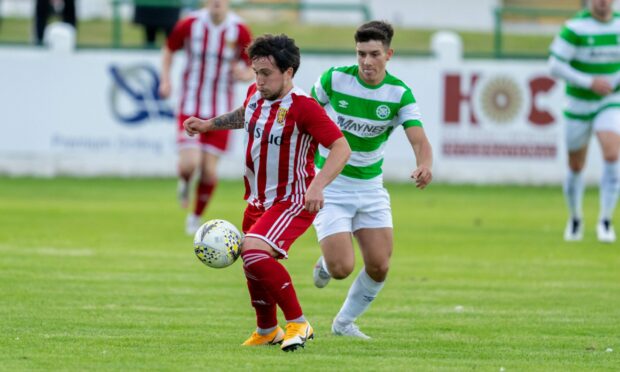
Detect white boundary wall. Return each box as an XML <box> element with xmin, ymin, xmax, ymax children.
<box><xmin>0</xmin><ymin>45</ymin><xmax>605</xmax><ymax>184</ymax></box>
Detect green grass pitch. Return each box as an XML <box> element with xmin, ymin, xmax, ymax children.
<box><xmin>0</xmin><ymin>177</ymin><xmax>618</xmax><ymax>370</ymax></box>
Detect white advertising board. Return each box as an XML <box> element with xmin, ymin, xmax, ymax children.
<box><xmin>0</xmin><ymin>47</ymin><xmax>605</xmax><ymax>184</ymax></box>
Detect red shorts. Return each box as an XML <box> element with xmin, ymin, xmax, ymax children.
<box><xmin>242</xmin><ymin>200</ymin><xmax>316</xmax><ymax>258</ymax></box>
<box><xmin>177</xmin><ymin>114</ymin><xmax>231</xmax><ymax>154</ymax></box>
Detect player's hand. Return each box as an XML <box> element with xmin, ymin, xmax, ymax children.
<box><xmin>159</xmin><ymin>78</ymin><xmax>171</xmax><ymax>99</ymax></box>
<box><xmin>183</xmin><ymin>117</ymin><xmax>212</xmax><ymax>137</ymax></box>
<box><xmin>591</xmin><ymin>78</ymin><xmax>613</xmax><ymax>96</ymax></box>
<box><xmin>232</xmin><ymin>63</ymin><xmax>254</xmax><ymax>82</ymax></box>
<box><xmin>303</xmin><ymin>184</ymin><xmax>324</xmax><ymax>213</ymax></box>
<box><xmin>411</xmin><ymin>165</ymin><xmax>432</xmax><ymax>189</ymax></box>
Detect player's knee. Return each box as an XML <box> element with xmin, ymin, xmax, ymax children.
<box><xmin>328</xmin><ymin>261</ymin><xmax>354</xmax><ymax>279</ymax></box>
<box><xmin>568</xmin><ymin>160</ymin><xmax>585</xmax><ymax>172</ymax></box>
<box><xmin>200</xmin><ymin>169</ymin><xmax>218</xmax><ymax>184</ymax></box>
<box><xmin>603</xmin><ymin>153</ymin><xmax>619</xmax><ymax>163</ymax></box>
<box><xmin>239</xmin><ymin>239</ymin><xmax>276</xmax><ymax>257</ymax></box>
<box><xmin>178</xmin><ymin>163</ymin><xmax>195</xmax><ymax>178</ymax></box>
<box><xmin>365</xmin><ymin>263</ymin><xmax>390</xmax><ymax>282</ymax></box>
<box><xmin>239</xmin><ymin>240</ymin><xmax>258</xmax><ymax>253</ymax></box>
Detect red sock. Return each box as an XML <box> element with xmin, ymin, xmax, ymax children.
<box><xmin>241</xmin><ymin>250</ymin><xmax>303</xmax><ymax>321</ymax></box>
<box><xmin>244</xmin><ymin>273</ymin><xmax>278</xmax><ymax>329</ymax></box>
<box><xmin>194</xmin><ymin>180</ymin><xmax>216</xmax><ymax>216</ymax></box>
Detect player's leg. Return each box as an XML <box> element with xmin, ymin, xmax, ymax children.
<box><xmin>314</xmin><ymin>233</ymin><xmax>355</xmax><ymax>288</ymax></box>
<box><xmin>312</xmin><ymin>191</ymin><xmax>356</xmax><ymax>288</ymax></box>
<box><xmin>240</xmin><ymin>205</ymin><xmax>283</xmax><ymax>346</ymax></box>
<box><xmin>186</xmin><ymin>130</ymin><xmax>229</xmax><ymax>235</ymax></box>
<box><xmin>177</xmin><ymin>114</ymin><xmax>200</xmax><ymax>212</ymax></box>
<box><xmin>332</xmin><ymin>188</ymin><xmax>392</xmax><ymax>339</ymax></box>
<box><xmin>186</xmin><ymin>151</ymin><xmax>218</xmax><ymax>234</ymax></box>
<box><xmin>563</xmin><ymin>118</ymin><xmax>592</xmax><ymax>241</ymax></box>
<box><xmin>331</xmin><ymin>227</ymin><xmax>392</xmax><ymax>339</ymax></box>
<box><xmin>178</xmin><ymin>147</ymin><xmax>199</xmax><ymax>209</ymax></box>
<box><xmin>61</xmin><ymin>0</ymin><xmax>76</xmax><ymax>29</ymax></box>
<box><xmin>34</xmin><ymin>0</ymin><xmax>51</xmax><ymax>45</ymax></box>
<box><xmin>240</xmin><ymin>201</ymin><xmax>315</xmax><ymax>351</ymax></box>
<box><xmin>593</xmin><ymin>109</ymin><xmax>620</xmax><ymax>243</ymax></box>
<box><xmin>144</xmin><ymin>25</ymin><xmax>157</xmax><ymax>47</ymax></box>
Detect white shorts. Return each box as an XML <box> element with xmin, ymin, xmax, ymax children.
<box><xmin>566</xmin><ymin>108</ymin><xmax>620</xmax><ymax>151</ymax></box>
<box><xmin>313</xmin><ymin>186</ymin><xmax>392</xmax><ymax>242</ymax></box>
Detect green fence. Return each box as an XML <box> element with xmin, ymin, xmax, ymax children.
<box><xmin>493</xmin><ymin>6</ymin><xmax>579</xmax><ymax>59</ymax></box>
<box><xmin>111</xmin><ymin>0</ymin><xmax>371</xmax><ymax>48</ymax></box>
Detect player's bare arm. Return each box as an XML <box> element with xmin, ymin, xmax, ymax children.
<box><xmin>232</xmin><ymin>62</ymin><xmax>255</xmax><ymax>82</ymax></box>
<box><xmin>304</xmin><ymin>137</ymin><xmax>351</xmax><ymax>213</ymax></box>
<box><xmin>213</xmin><ymin>106</ymin><xmax>246</xmax><ymax>129</ymax></box>
<box><xmin>405</xmin><ymin>126</ymin><xmax>433</xmax><ymax>189</ymax></box>
<box><xmin>184</xmin><ymin>106</ymin><xmax>245</xmax><ymax>136</ymax></box>
<box><xmin>159</xmin><ymin>46</ymin><xmax>174</xmax><ymax>99</ymax></box>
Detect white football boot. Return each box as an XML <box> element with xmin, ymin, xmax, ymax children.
<box><xmin>185</xmin><ymin>214</ymin><xmax>201</xmax><ymax>236</ymax></box>
<box><xmin>597</xmin><ymin>220</ymin><xmax>616</xmax><ymax>243</ymax></box>
<box><xmin>332</xmin><ymin>318</ymin><xmax>371</xmax><ymax>340</ymax></box>
<box><xmin>313</xmin><ymin>256</ymin><xmax>332</xmax><ymax>288</ymax></box>
<box><xmin>563</xmin><ymin>218</ymin><xmax>583</xmax><ymax>242</ymax></box>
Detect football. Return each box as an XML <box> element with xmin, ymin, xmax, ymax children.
<box><xmin>193</xmin><ymin>219</ymin><xmax>243</xmax><ymax>268</ymax></box>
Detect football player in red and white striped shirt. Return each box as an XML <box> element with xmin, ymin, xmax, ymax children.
<box><xmin>159</xmin><ymin>0</ymin><xmax>253</xmax><ymax>235</ymax></box>
<box><xmin>184</xmin><ymin>34</ymin><xmax>351</xmax><ymax>352</ymax></box>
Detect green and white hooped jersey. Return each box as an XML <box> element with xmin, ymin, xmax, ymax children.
<box><xmin>311</xmin><ymin>64</ymin><xmax>423</xmax><ymax>188</ymax></box>
<box><xmin>549</xmin><ymin>11</ymin><xmax>620</xmax><ymax>122</ymax></box>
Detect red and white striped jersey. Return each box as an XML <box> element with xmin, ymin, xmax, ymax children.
<box><xmin>167</xmin><ymin>9</ymin><xmax>252</xmax><ymax>119</ymax></box>
<box><xmin>242</xmin><ymin>84</ymin><xmax>343</xmax><ymax>209</ymax></box>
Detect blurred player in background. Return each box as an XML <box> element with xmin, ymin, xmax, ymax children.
<box><xmin>34</xmin><ymin>0</ymin><xmax>76</xmax><ymax>45</ymax></box>
<box><xmin>184</xmin><ymin>34</ymin><xmax>350</xmax><ymax>351</ymax></box>
<box><xmin>549</xmin><ymin>0</ymin><xmax>620</xmax><ymax>243</ymax></box>
<box><xmin>310</xmin><ymin>20</ymin><xmax>433</xmax><ymax>338</ymax></box>
<box><xmin>133</xmin><ymin>4</ymin><xmax>181</xmax><ymax>48</ymax></box>
<box><xmin>159</xmin><ymin>0</ymin><xmax>253</xmax><ymax>235</ymax></box>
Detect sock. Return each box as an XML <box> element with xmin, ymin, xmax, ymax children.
<box><xmin>563</xmin><ymin>170</ymin><xmax>584</xmax><ymax>221</ymax></box>
<box><xmin>241</xmin><ymin>249</ymin><xmax>303</xmax><ymax>322</ymax></box>
<box><xmin>244</xmin><ymin>269</ymin><xmax>277</xmax><ymax>330</ymax></box>
<box><xmin>599</xmin><ymin>161</ymin><xmax>620</xmax><ymax>221</ymax></box>
<box><xmin>257</xmin><ymin>326</ymin><xmax>277</xmax><ymax>336</ymax></box>
<box><xmin>194</xmin><ymin>180</ymin><xmax>216</xmax><ymax>217</ymax></box>
<box><xmin>287</xmin><ymin>315</ymin><xmax>306</xmax><ymax>324</ymax></box>
<box><xmin>335</xmin><ymin>268</ymin><xmax>385</xmax><ymax>324</ymax></box>
<box><xmin>320</xmin><ymin>256</ymin><xmax>331</xmax><ymax>276</ymax></box>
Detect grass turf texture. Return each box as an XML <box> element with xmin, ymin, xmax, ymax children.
<box><xmin>0</xmin><ymin>177</ymin><xmax>618</xmax><ymax>370</ymax></box>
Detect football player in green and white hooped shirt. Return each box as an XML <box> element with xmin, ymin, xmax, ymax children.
<box><xmin>310</xmin><ymin>20</ymin><xmax>433</xmax><ymax>338</ymax></box>
<box><xmin>549</xmin><ymin>0</ymin><xmax>620</xmax><ymax>243</ymax></box>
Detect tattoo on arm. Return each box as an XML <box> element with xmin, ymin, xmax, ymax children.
<box><xmin>213</xmin><ymin>107</ymin><xmax>245</xmax><ymax>130</ymax></box>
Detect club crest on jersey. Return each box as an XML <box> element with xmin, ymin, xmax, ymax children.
<box><xmin>276</xmin><ymin>107</ymin><xmax>288</xmax><ymax>125</ymax></box>
<box><xmin>376</xmin><ymin>104</ymin><xmax>391</xmax><ymax>119</ymax></box>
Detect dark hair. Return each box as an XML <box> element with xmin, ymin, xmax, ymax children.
<box><xmin>247</xmin><ymin>34</ymin><xmax>301</xmax><ymax>76</ymax></box>
<box><xmin>354</xmin><ymin>20</ymin><xmax>394</xmax><ymax>47</ymax></box>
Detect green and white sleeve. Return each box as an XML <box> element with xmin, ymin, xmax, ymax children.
<box><xmin>549</xmin><ymin>25</ymin><xmax>593</xmax><ymax>88</ymax></box>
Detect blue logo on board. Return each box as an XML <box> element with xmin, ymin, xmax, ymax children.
<box><xmin>108</xmin><ymin>64</ymin><xmax>174</xmax><ymax>125</ymax></box>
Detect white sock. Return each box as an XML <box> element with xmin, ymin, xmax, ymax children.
<box><xmin>335</xmin><ymin>268</ymin><xmax>384</xmax><ymax>324</ymax></box>
<box><xmin>599</xmin><ymin>161</ymin><xmax>620</xmax><ymax>221</ymax></box>
<box><xmin>257</xmin><ymin>326</ymin><xmax>277</xmax><ymax>335</ymax></box>
<box><xmin>564</xmin><ymin>170</ymin><xmax>584</xmax><ymax>220</ymax></box>
<box><xmin>320</xmin><ymin>256</ymin><xmax>331</xmax><ymax>276</ymax></box>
